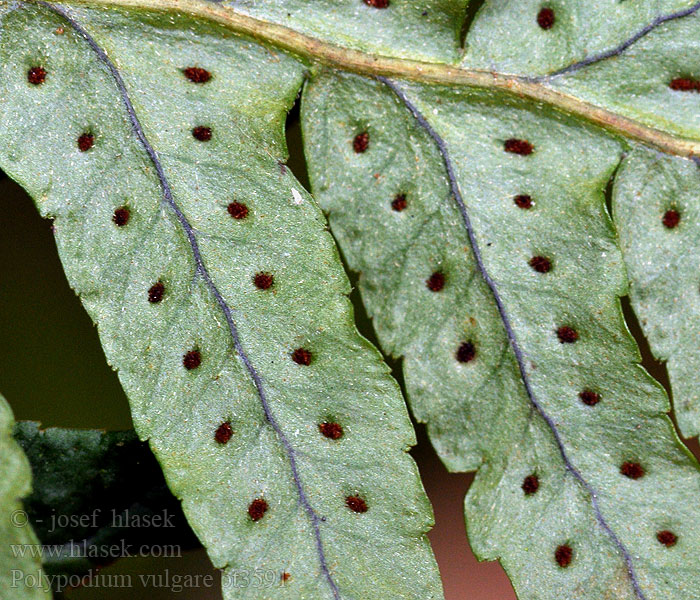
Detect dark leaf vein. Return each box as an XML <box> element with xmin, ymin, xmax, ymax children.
<box><xmin>36</xmin><ymin>3</ymin><xmax>340</xmax><ymax>596</ymax></box>
<box><xmin>542</xmin><ymin>1</ymin><xmax>700</xmax><ymax>79</ymax></box>
<box><xmin>378</xmin><ymin>75</ymin><xmax>647</xmax><ymax>600</ymax></box>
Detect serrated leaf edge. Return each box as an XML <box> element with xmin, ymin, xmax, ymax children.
<box><xmin>39</xmin><ymin>2</ymin><xmax>341</xmax><ymax>596</ymax></box>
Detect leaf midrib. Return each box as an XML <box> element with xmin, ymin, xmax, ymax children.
<box><xmin>378</xmin><ymin>75</ymin><xmax>648</xmax><ymax>600</ymax></box>
<box><xmin>38</xmin><ymin>2</ymin><xmax>341</xmax><ymax>596</ymax></box>
<box><xmin>41</xmin><ymin>0</ymin><xmax>700</xmax><ymax>163</ymax></box>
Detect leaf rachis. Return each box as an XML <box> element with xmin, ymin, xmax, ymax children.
<box><xmin>42</xmin><ymin>0</ymin><xmax>700</xmax><ymax>163</ymax></box>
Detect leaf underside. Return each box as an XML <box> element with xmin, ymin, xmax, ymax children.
<box><xmin>0</xmin><ymin>4</ymin><xmax>440</xmax><ymax>599</ymax></box>
<box><xmin>299</xmin><ymin>1</ymin><xmax>700</xmax><ymax>598</ymax></box>
<box><xmin>301</xmin><ymin>67</ymin><xmax>700</xmax><ymax>600</ymax></box>
<box><xmin>613</xmin><ymin>149</ymin><xmax>700</xmax><ymax>438</ymax></box>
<box><xmin>2</xmin><ymin>1</ymin><xmax>700</xmax><ymax>599</ymax></box>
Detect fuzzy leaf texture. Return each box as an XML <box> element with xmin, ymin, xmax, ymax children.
<box><xmin>298</xmin><ymin>2</ymin><xmax>700</xmax><ymax>600</ymax></box>
<box><xmin>0</xmin><ymin>396</ymin><xmax>51</xmax><ymax>598</ymax></box>
<box><xmin>0</xmin><ymin>3</ymin><xmax>440</xmax><ymax>599</ymax></box>
<box><xmin>614</xmin><ymin>149</ymin><xmax>700</xmax><ymax>437</ymax></box>
<box><xmin>2</xmin><ymin>1</ymin><xmax>700</xmax><ymax>600</ymax></box>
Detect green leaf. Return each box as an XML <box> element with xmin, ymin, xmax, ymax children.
<box><xmin>462</xmin><ymin>0</ymin><xmax>698</xmax><ymax>80</ymax></box>
<box><xmin>0</xmin><ymin>3</ymin><xmax>441</xmax><ymax>598</ymax></box>
<box><xmin>540</xmin><ymin>3</ymin><xmax>700</xmax><ymax>142</ymax></box>
<box><xmin>300</xmin><ymin>46</ymin><xmax>700</xmax><ymax>600</ymax></box>
<box><xmin>4</xmin><ymin>1</ymin><xmax>700</xmax><ymax>599</ymax></box>
<box><xmin>0</xmin><ymin>397</ymin><xmax>51</xmax><ymax>598</ymax></box>
<box><xmin>613</xmin><ymin>148</ymin><xmax>700</xmax><ymax>437</ymax></box>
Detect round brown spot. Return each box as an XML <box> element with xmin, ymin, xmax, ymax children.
<box><xmin>521</xmin><ymin>474</ymin><xmax>539</xmax><ymax>495</ymax></box>
<box><xmin>227</xmin><ymin>201</ymin><xmax>249</xmax><ymax>220</ymax></box>
<box><xmin>253</xmin><ymin>272</ymin><xmax>274</xmax><ymax>290</ymax></box>
<box><xmin>353</xmin><ymin>132</ymin><xmax>369</xmax><ymax>153</ymax></box>
<box><xmin>537</xmin><ymin>7</ymin><xmax>555</xmax><ymax>29</ymax></box>
<box><xmin>319</xmin><ymin>422</ymin><xmax>344</xmax><ymax>440</ymax></box>
<box><xmin>391</xmin><ymin>194</ymin><xmax>407</xmax><ymax>212</ymax></box>
<box><xmin>291</xmin><ymin>348</ymin><xmax>312</xmax><ymax>366</ymax></box>
<box><xmin>183</xmin><ymin>350</ymin><xmax>201</xmax><ymax>370</ymax></box>
<box><xmin>248</xmin><ymin>498</ymin><xmax>268</xmax><ymax>521</ymax></box>
<box><xmin>456</xmin><ymin>341</ymin><xmax>476</xmax><ymax>363</ymax></box>
<box><xmin>426</xmin><ymin>272</ymin><xmax>445</xmax><ymax>292</ymax></box>
<box><xmin>555</xmin><ymin>544</ymin><xmax>573</xmax><ymax>567</ymax></box>
<box><xmin>529</xmin><ymin>255</ymin><xmax>552</xmax><ymax>273</ymax></box>
<box><xmin>148</xmin><ymin>281</ymin><xmax>165</xmax><ymax>303</ymax></box>
<box><xmin>557</xmin><ymin>326</ymin><xmax>578</xmax><ymax>344</ymax></box>
<box><xmin>504</xmin><ymin>138</ymin><xmax>534</xmax><ymax>155</ymax></box>
<box><xmin>183</xmin><ymin>67</ymin><xmax>211</xmax><ymax>83</ymax></box>
<box><xmin>514</xmin><ymin>194</ymin><xmax>533</xmax><ymax>209</ymax></box>
<box><xmin>27</xmin><ymin>66</ymin><xmax>47</xmax><ymax>85</ymax></box>
<box><xmin>364</xmin><ymin>0</ymin><xmax>389</xmax><ymax>7</ymax></box>
<box><xmin>669</xmin><ymin>78</ymin><xmax>700</xmax><ymax>92</ymax></box>
<box><xmin>281</xmin><ymin>572</ymin><xmax>291</xmax><ymax>583</ymax></box>
<box><xmin>662</xmin><ymin>209</ymin><xmax>680</xmax><ymax>229</ymax></box>
<box><xmin>192</xmin><ymin>126</ymin><xmax>212</xmax><ymax>142</ymax></box>
<box><xmin>345</xmin><ymin>495</ymin><xmax>368</xmax><ymax>513</ymax></box>
<box><xmin>77</xmin><ymin>133</ymin><xmax>94</xmax><ymax>152</ymax></box>
<box><xmin>620</xmin><ymin>461</ymin><xmax>644</xmax><ymax>479</ymax></box>
<box><xmin>579</xmin><ymin>390</ymin><xmax>600</xmax><ymax>406</ymax></box>
<box><xmin>215</xmin><ymin>421</ymin><xmax>233</xmax><ymax>444</ymax></box>
<box><xmin>656</xmin><ymin>530</ymin><xmax>678</xmax><ymax>547</ymax></box>
<box><xmin>112</xmin><ymin>207</ymin><xmax>130</xmax><ymax>227</ymax></box>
